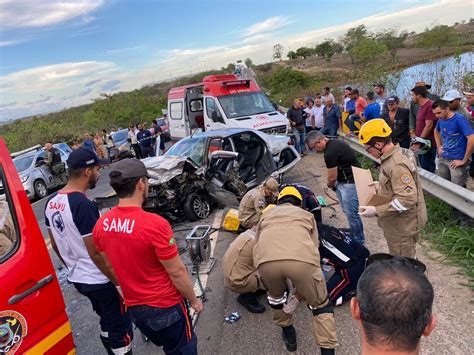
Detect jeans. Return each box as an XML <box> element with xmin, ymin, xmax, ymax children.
<box><xmin>73</xmin><ymin>282</ymin><xmax>133</xmax><ymax>354</ymax></box>
<box><xmin>129</xmin><ymin>301</ymin><xmax>197</xmax><ymax>354</ymax></box>
<box><xmin>140</xmin><ymin>145</ymin><xmax>155</xmax><ymax>158</ymax></box>
<box><xmin>335</xmin><ymin>182</ymin><xmax>365</xmax><ymax>245</ymax></box>
<box><xmin>345</xmin><ymin>114</ymin><xmax>361</xmax><ymax>133</ymax></box>
<box><xmin>292</xmin><ymin>127</ymin><xmax>306</xmax><ymax>154</ymax></box>
<box><xmin>437</xmin><ymin>157</ymin><xmax>470</xmax><ymax>187</ymax></box>
<box><xmin>418</xmin><ymin>146</ymin><xmax>437</xmax><ymax>173</ymax></box>
<box><xmin>320</xmin><ymin>127</ymin><xmax>338</xmax><ymax>137</ymax></box>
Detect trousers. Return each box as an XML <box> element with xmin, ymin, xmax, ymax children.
<box><xmin>384</xmin><ymin>232</ymin><xmax>418</xmax><ymax>258</ymax></box>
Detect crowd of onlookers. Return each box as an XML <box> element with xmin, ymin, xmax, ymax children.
<box><xmin>288</xmin><ymin>84</ymin><xmax>474</xmax><ymax>187</ymax></box>
<box><xmin>71</xmin><ymin>114</ymin><xmax>169</xmax><ymax>161</ymax></box>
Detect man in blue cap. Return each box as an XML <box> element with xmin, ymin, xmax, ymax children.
<box><xmin>44</xmin><ymin>148</ymin><xmax>134</xmax><ymax>354</ymax></box>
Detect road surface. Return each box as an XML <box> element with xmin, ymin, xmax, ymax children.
<box><xmin>32</xmin><ymin>152</ymin><xmax>474</xmax><ymax>354</ymax></box>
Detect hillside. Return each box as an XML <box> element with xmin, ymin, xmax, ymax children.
<box><xmin>1</xmin><ymin>21</ymin><xmax>473</xmax><ymax>152</ymax></box>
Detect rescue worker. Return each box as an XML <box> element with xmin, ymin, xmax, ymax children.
<box><xmin>358</xmin><ymin>119</ymin><xmax>427</xmax><ymax>258</ymax></box>
<box><xmin>238</xmin><ymin>177</ymin><xmax>279</xmax><ymax>229</ymax></box>
<box><xmin>279</xmin><ymin>182</ymin><xmax>322</xmax><ymax>222</ymax></box>
<box><xmin>44</xmin><ymin>143</ymin><xmax>67</xmax><ymax>184</ymax></box>
<box><xmin>0</xmin><ymin>201</ymin><xmax>16</xmax><ymax>257</ymax></box>
<box><xmin>254</xmin><ymin>186</ymin><xmax>337</xmax><ymax>354</ymax></box>
<box><xmin>222</xmin><ymin>226</ymin><xmax>265</xmax><ymax>313</ymax></box>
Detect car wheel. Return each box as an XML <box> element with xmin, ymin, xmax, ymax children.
<box><xmin>34</xmin><ymin>179</ymin><xmax>48</xmax><ymax>199</ymax></box>
<box><xmin>183</xmin><ymin>193</ymin><xmax>211</xmax><ymax>221</ymax></box>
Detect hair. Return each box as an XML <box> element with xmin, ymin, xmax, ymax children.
<box><xmin>152</xmin><ymin>119</ymin><xmax>158</xmax><ymax>125</ymax></box>
<box><xmin>306</xmin><ymin>130</ymin><xmax>325</xmax><ymax>145</ymax></box>
<box><xmin>367</xmin><ymin>135</ymin><xmax>392</xmax><ymax>146</ymax></box>
<box><xmin>367</xmin><ymin>91</ymin><xmax>375</xmax><ymax>100</ymax></box>
<box><xmin>432</xmin><ymin>99</ymin><xmax>449</xmax><ymax>110</ymax></box>
<box><xmin>68</xmin><ymin>167</ymin><xmax>86</xmax><ymax>180</ymax></box>
<box><xmin>345</xmin><ymin>86</ymin><xmax>352</xmax><ymax>91</ymax></box>
<box><xmin>277</xmin><ymin>196</ymin><xmax>301</xmax><ymax>207</ymax></box>
<box><xmin>324</xmin><ymin>86</ymin><xmax>330</xmax><ymax>91</ymax></box>
<box><xmin>356</xmin><ymin>258</ymin><xmax>434</xmax><ymax>352</ymax></box>
<box><xmin>351</xmin><ymin>89</ymin><xmax>359</xmax><ymax>95</ymax></box>
<box><xmin>109</xmin><ymin>172</ymin><xmax>142</xmax><ymax>198</ymax></box>
<box><xmin>411</xmin><ymin>86</ymin><xmax>428</xmax><ymax>98</ymax></box>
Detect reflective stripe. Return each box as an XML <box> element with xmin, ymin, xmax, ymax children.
<box><xmin>112</xmin><ymin>343</ymin><xmax>133</xmax><ymax>354</ymax></box>
<box><xmin>100</xmin><ymin>331</ymin><xmax>109</xmax><ymax>338</ymax></box>
<box><xmin>24</xmin><ymin>322</ymin><xmax>72</xmax><ymax>354</ymax></box>
<box><xmin>267</xmin><ymin>292</ymin><xmax>287</xmax><ymax>305</ymax></box>
<box><xmin>391</xmin><ymin>198</ymin><xmax>407</xmax><ymax>212</ymax></box>
<box><xmin>321</xmin><ymin>239</ymin><xmax>351</xmax><ymax>262</ymax></box>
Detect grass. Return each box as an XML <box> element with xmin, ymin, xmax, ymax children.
<box><xmin>420</xmin><ymin>196</ymin><xmax>474</xmax><ymax>288</ymax></box>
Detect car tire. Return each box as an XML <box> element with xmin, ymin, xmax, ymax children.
<box><xmin>183</xmin><ymin>193</ymin><xmax>211</xmax><ymax>221</ymax></box>
<box><xmin>34</xmin><ymin>179</ymin><xmax>48</xmax><ymax>199</ymax></box>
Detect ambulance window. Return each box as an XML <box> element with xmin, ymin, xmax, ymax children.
<box><xmin>206</xmin><ymin>98</ymin><xmax>224</xmax><ymax>122</ymax></box>
<box><xmin>170</xmin><ymin>102</ymin><xmax>183</xmax><ymax>120</ymax></box>
<box><xmin>190</xmin><ymin>99</ymin><xmax>203</xmax><ymax>112</ymax></box>
<box><xmin>0</xmin><ymin>170</ymin><xmax>20</xmax><ymax>263</ymax></box>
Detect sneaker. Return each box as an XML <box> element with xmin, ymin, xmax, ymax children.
<box><xmin>237</xmin><ymin>293</ymin><xmax>265</xmax><ymax>313</ymax></box>
<box><xmin>281</xmin><ymin>325</ymin><xmax>297</xmax><ymax>352</ymax></box>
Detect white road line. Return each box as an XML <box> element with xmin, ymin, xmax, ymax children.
<box><xmin>193</xmin><ymin>210</ymin><xmax>223</xmax><ymax>297</ymax></box>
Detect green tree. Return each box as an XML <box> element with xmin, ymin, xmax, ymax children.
<box><xmin>295</xmin><ymin>46</ymin><xmax>314</xmax><ymax>59</ymax></box>
<box><xmin>314</xmin><ymin>39</ymin><xmax>343</xmax><ymax>62</ymax></box>
<box><xmin>342</xmin><ymin>25</ymin><xmax>369</xmax><ymax>63</ymax></box>
<box><xmin>244</xmin><ymin>57</ymin><xmax>253</xmax><ymax>67</ymax></box>
<box><xmin>267</xmin><ymin>67</ymin><xmax>310</xmax><ymax>94</ymax></box>
<box><xmin>273</xmin><ymin>44</ymin><xmax>284</xmax><ymax>61</ymax></box>
<box><xmin>417</xmin><ymin>25</ymin><xmax>459</xmax><ymax>51</ymax></box>
<box><xmin>349</xmin><ymin>38</ymin><xmax>387</xmax><ymax>68</ymax></box>
<box><xmin>287</xmin><ymin>50</ymin><xmax>297</xmax><ymax>60</ymax></box>
<box><xmin>376</xmin><ymin>29</ymin><xmax>409</xmax><ymax>58</ymax></box>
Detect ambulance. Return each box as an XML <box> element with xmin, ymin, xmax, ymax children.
<box><xmin>168</xmin><ymin>74</ymin><xmax>289</xmax><ymax>140</ymax></box>
<box><xmin>0</xmin><ymin>138</ymin><xmax>75</xmax><ymax>354</ymax></box>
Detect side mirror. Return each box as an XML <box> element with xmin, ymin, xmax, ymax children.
<box><xmin>210</xmin><ymin>150</ymin><xmax>239</xmax><ymax>160</ymax></box>
<box><xmin>272</xmin><ymin>102</ymin><xmax>279</xmax><ymax>110</ymax></box>
<box><xmin>211</xmin><ymin>111</ymin><xmax>225</xmax><ymax>124</ymax></box>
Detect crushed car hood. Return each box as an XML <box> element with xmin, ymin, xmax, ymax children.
<box><xmin>142</xmin><ymin>155</ymin><xmax>198</xmax><ymax>185</ymax></box>
<box><xmin>255</xmin><ymin>132</ymin><xmax>292</xmax><ymax>155</ymax></box>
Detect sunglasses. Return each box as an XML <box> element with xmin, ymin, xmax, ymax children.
<box><xmin>366</xmin><ymin>253</ymin><xmax>426</xmax><ymax>273</ymax></box>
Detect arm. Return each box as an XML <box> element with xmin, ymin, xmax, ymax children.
<box><xmin>84</xmin><ymin>235</ymin><xmax>119</xmax><ymax>285</ymax></box>
<box><xmin>326</xmin><ymin>167</ymin><xmax>337</xmax><ymax>188</ymax></box>
<box><xmin>161</xmin><ymin>256</ymin><xmax>203</xmax><ymax>312</ymax></box>
<box><xmin>420</xmin><ymin>120</ymin><xmax>434</xmax><ymax>139</ymax></box>
<box><xmin>452</xmin><ymin>134</ymin><xmax>474</xmax><ymax>168</ymax></box>
<box><xmin>48</xmin><ymin>229</ymin><xmax>66</xmax><ymax>266</ymax></box>
<box><xmin>434</xmin><ymin>125</ymin><xmax>443</xmax><ymax>156</ymax></box>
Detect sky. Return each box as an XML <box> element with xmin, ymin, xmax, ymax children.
<box><xmin>0</xmin><ymin>0</ymin><xmax>473</xmax><ymax>122</ymax></box>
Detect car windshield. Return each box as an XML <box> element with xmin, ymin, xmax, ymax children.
<box><xmin>218</xmin><ymin>92</ymin><xmax>275</xmax><ymax>119</ymax></box>
<box><xmin>165</xmin><ymin>136</ymin><xmax>207</xmax><ymax>166</ymax></box>
<box><xmin>13</xmin><ymin>155</ymin><xmax>34</xmax><ymax>172</ymax></box>
<box><xmin>112</xmin><ymin>129</ymin><xmax>128</xmax><ymax>142</ymax></box>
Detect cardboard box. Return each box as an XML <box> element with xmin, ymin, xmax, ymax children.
<box><xmin>352</xmin><ymin>166</ymin><xmax>391</xmax><ymax>206</ymax></box>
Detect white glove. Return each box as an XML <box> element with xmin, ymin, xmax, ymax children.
<box><xmin>359</xmin><ymin>205</ymin><xmax>377</xmax><ymax>217</ymax></box>
<box><xmin>368</xmin><ymin>181</ymin><xmax>380</xmax><ymax>194</ymax></box>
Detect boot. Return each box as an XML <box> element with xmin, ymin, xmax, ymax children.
<box><xmin>237</xmin><ymin>292</ymin><xmax>265</xmax><ymax>313</ymax></box>
<box><xmin>321</xmin><ymin>348</ymin><xmax>335</xmax><ymax>355</ymax></box>
<box><xmin>281</xmin><ymin>325</ymin><xmax>297</xmax><ymax>352</ymax></box>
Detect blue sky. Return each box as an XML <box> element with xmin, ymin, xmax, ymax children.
<box><xmin>0</xmin><ymin>0</ymin><xmax>472</xmax><ymax>121</ymax></box>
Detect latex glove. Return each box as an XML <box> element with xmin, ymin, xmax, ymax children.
<box><xmin>359</xmin><ymin>205</ymin><xmax>377</xmax><ymax>217</ymax></box>
<box><xmin>368</xmin><ymin>181</ymin><xmax>380</xmax><ymax>193</ymax></box>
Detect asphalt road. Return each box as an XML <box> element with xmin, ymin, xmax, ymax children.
<box><xmin>31</xmin><ymin>153</ymin><xmax>474</xmax><ymax>354</ymax></box>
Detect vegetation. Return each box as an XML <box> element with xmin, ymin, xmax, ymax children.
<box><xmin>417</xmin><ymin>25</ymin><xmax>460</xmax><ymax>51</ymax></box>
<box><xmin>314</xmin><ymin>39</ymin><xmax>343</xmax><ymax>62</ymax></box>
<box><xmin>272</xmin><ymin>43</ymin><xmax>284</xmax><ymax>61</ymax></box>
<box><xmin>376</xmin><ymin>29</ymin><xmax>409</xmax><ymax>59</ymax></box>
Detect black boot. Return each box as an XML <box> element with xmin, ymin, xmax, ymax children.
<box><xmin>281</xmin><ymin>325</ymin><xmax>297</xmax><ymax>352</ymax></box>
<box><xmin>99</xmin><ymin>335</ymin><xmax>114</xmax><ymax>355</ymax></box>
<box><xmin>237</xmin><ymin>292</ymin><xmax>265</xmax><ymax>313</ymax></box>
<box><xmin>321</xmin><ymin>348</ymin><xmax>335</xmax><ymax>355</ymax></box>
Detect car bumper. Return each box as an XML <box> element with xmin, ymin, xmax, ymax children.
<box><xmin>22</xmin><ymin>179</ymin><xmax>35</xmax><ymax>199</ymax></box>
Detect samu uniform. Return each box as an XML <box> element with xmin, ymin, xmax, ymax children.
<box><xmin>375</xmin><ymin>145</ymin><xmax>427</xmax><ymax>258</ymax></box>
<box><xmin>238</xmin><ymin>186</ymin><xmax>273</xmax><ymax>229</ymax></box>
<box><xmin>222</xmin><ymin>229</ymin><xmax>260</xmax><ymax>294</ymax></box>
<box><xmin>254</xmin><ymin>204</ymin><xmax>337</xmax><ymax>350</ymax></box>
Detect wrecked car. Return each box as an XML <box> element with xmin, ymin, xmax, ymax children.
<box><xmin>94</xmin><ymin>128</ymin><xmax>300</xmax><ymax>221</ymax></box>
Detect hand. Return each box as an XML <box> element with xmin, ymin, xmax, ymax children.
<box><xmin>410</xmin><ymin>143</ymin><xmax>420</xmax><ymax>152</ymax></box>
<box><xmin>190</xmin><ymin>298</ymin><xmax>204</xmax><ymax>313</ymax></box>
<box><xmin>437</xmin><ymin>147</ymin><xmax>443</xmax><ymax>157</ymax></box>
<box><xmin>450</xmin><ymin>160</ymin><xmax>465</xmax><ymax>169</ymax></box>
<box><xmin>359</xmin><ymin>205</ymin><xmax>377</xmax><ymax>217</ymax></box>
<box><xmin>368</xmin><ymin>181</ymin><xmax>380</xmax><ymax>193</ymax></box>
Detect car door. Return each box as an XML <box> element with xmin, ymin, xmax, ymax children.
<box><xmin>0</xmin><ymin>139</ymin><xmax>75</xmax><ymax>354</ymax></box>
<box><xmin>36</xmin><ymin>152</ymin><xmax>55</xmax><ymax>188</ymax></box>
<box><xmin>273</xmin><ymin>146</ymin><xmax>301</xmax><ymax>176</ymax></box>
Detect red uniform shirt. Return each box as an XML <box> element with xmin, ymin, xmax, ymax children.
<box><xmin>93</xmin><ymin>206</ymin><xmax>183</xmax><ymax>308</ymax></box>
<box><xmin>415</xmin><ymin>99</ymin><xmax>437</xmax><ymax>146</ymax></box>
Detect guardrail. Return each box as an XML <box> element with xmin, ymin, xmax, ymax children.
<box><xmin>337</xmin><ymin>133</ymin><xmax>474</xmax><ymax>218</ymax></box>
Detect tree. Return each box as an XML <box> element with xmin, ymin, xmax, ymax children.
<box><xmin>349</xmin><ymin>38</ymin><xmax>387</xmax><ymax>68</ymax></box>
<box><xmin>376</xmin><ymin>29</ymin><xmax>409</xmax><ymax>58</ymax></box>
<box><xmin>244</xmin><ymin>57</ymin><xmax>253</xmax><ymax>67</ymax></box>
<box><xmin>314</xmin><ymin>39</ymin><xmax>343</xmax><ymax>62</ymax></box>
<box><xmin>342</xmin><ymin>25</ymin><xmax>369</xmax><ymax>63</ymax></box>
<box><xmin>226</xmin><ymin>63</ymin><xmax>236</xmax><ymax>72</ymax></box>
<box><xmin>268</xmin><ymin>67</ymin><xmax>310</xmax><ymax>93</ymax></box>
<box><xmin>273</xmin><ymin>44</ymin><xmax>284</xmax><ymax>61</ymax></box>
<box><xmin>295</xmin><ymin>46</ymin><xmax>315</xmax><ymax>59</ymax></box>
<box><xmin>417</xmin><ymin>25</ymin><xmax>459</xmax><ymax>51</ymax></box>
<box><xmin>287</xmin><ymin>50</ymin><xmax>297</xmax><ymax>60</ymax></box>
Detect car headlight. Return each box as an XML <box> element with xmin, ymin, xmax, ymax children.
<box><xmin>21</xmin><ymin>175</ymin><xmax>30</xmax><ymax>183</ymax></box>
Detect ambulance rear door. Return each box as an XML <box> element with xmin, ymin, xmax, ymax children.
<box><xmin>0</xmin><ymin>138</ymin><xmax>75</xmax><ymax>354</ymax></box>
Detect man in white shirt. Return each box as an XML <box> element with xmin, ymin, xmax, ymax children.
<box><xmin>311</xmin><ymin>96</ymin><xmax>325</xmax><ymax>131</ymax></box>
<box><xmin>304</xmin><ymin>97</ymin><xmax>315</xmax><ymax>133</ymax></box>
<box><xmin>323</xmin><ymin>87</ymin><xmax>335</xmax><ymax>106</ymax></box>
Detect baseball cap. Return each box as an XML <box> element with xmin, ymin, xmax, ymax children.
<box><xmin>415</xmin><ymin>81</ymin><xmax>432</xmax><ymax>89</ymax></box>
<box><xmin>386</xmin><ymin>95</ymin><xmax>400</xmax><ymax>104</ymax></box>
<box><xmin>442</xmin><ymin>89</ymin><xmax>462</xmax><ymax>101</ymax></box>
<box><xmin>66</xmin><ymin>148</ymin><xmax>110</xmax><ymax>170</ymax></box>
<box><xmin>373</xmin><ymin>83</ymin><xmax>385</xmax><ymax>89</ymax></box>
<box><xmin>462</xmin><ymin>88</ymin><xmax>474</xmax><ymax>96</ymax></box>
<box><xmin>110</xmin><ymin>158</ymin><xmax>150</xmax><ymax>179</ymax></box>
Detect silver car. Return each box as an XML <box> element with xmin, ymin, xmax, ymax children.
<box><xmin>12</xmin><ymin>143</ymin><xmax>72</xmax><ymax>200</ymax></box>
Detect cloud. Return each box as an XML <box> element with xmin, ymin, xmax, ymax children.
<box><xmin>0</xmin><ymin>0</ymin><xmax>105</xmax><ymax>28</ymax></box>
<box><xmin>106</xmin><ymin>45</ymin><xmax>144</xmax><ymax>54</ymax></box>
<box><xmin>0</xmin><ymin>61</ymin><xmax>117</xmax><ymax>92</ymax></box>
<box><xmin>0</xmin><ymin>101</ymin><xmax>16</xmax><ymax>108</ymax></box>
<box><xmin>27</xmin><ymin>95</ymin><xmax>52</xmax><ymax>105</ymax></box>
<box><xmin>244</xmin><ymin>16</ymin><xmax>292</xmax><ymax>37</ymax></box>
<box><xmin>85</xmin><ymin>79</ymin><xmax>101</xmax><ymax>87</ymax></box>
<box><xmin>101</xmin><ymin>80</ymin><xmax>121</xmax><ymax>92</ymax></box>
<box><xmin>0</xmin><ymin>39</ymin><xmax>26</xmax><ymax>47</ymax></box>
<box><xmin>78</xmin><ymin>87</ymin><xmax>93</xmax><ymax>96</ymax></box>
<box><xmin>242</xmin><ymin>34</ymin><xmax>273</xmax><ymax>44</ymax></box>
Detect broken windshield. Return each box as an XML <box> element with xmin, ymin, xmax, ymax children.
<box><xmin>218</xmin><ymin>92</ymin><xmax>275</xmax><ymax>119</ymax></box>
<box><xmin>165</xmin><ymin>136</ymin><xmax>206</xmax><ymax>166</ymax></box>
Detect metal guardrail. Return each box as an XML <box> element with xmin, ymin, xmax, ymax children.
<box><xmin>337</xmin><ymin>133</ymin><xmax>474</xmax><ymax>218</ymax></box>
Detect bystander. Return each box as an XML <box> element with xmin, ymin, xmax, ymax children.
<box><xmin>362</xmin><ymin>92</ymin><xmax>381</xmax><ymax>121</ymax></box>
<box><xmin>287</xmin><ymin>99</ymin><xmax>306</xmax><ymax>154</ymax></box>
<box><xmin>442</xmin><ymin>89</ymin><xmax>471</xmax><ymax>119</ymax></box>
<box><xmin>373</xmin><ymin>83</ymin><xmax>389</xmax><ymax>115</ymax></box>
<box><xmin>382</xmin><ymin>96</ymin><xmax>411</xmax><ymax>148</ymax></box>
<box><xmin>321</xmin><ymin>97</ymin><xmax>342</xmax><ymax>137</ymax></box>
